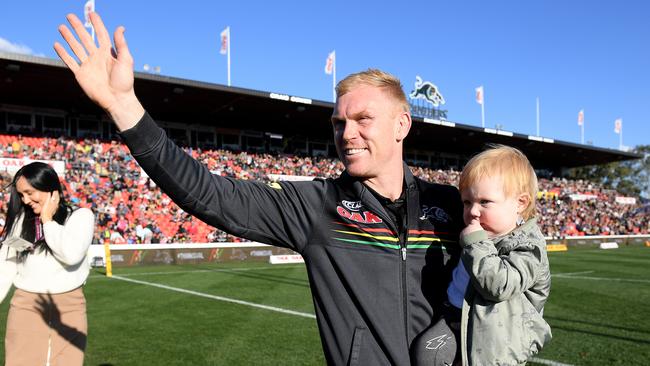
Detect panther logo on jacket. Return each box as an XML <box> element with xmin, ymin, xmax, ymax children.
<box><xmin>419</xmin><ymin>205</ymin><xmax>452</xmax><ymax>223</ymax></box>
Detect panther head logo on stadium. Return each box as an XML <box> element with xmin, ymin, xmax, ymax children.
<box><xmin>410</xmin><ymin>76</ymin><xmax>446</xmax><ymax>107</ymax></box>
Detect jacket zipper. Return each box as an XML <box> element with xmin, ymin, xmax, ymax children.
<box><xmin>400</xmin><ymin>194</ymin><xmax>409</xmax><ymax>348</ymax></box>
<box><xmin>359</xmin><ymin>184</ymin><xmax>411</xmax><ymax>347</ymax></box>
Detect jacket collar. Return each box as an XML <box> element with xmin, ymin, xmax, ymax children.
<box><xmin>338</xmin><ymin>162</ymin><xmax>417</xmax><ymax>234</ymax></box>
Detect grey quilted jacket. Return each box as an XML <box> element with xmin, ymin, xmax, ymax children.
<box><xmin>459</xmin><ymin>218</ymin><xmax>552</xmax><ymax>366</ymax></box>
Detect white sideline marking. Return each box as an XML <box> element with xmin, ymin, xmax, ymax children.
<box><xmin>530</xmin><ymin>357</ymin><xmax>574</xmax><ymax>366</ymax></box>
<box><xmin>111</xmin><ymin>275</ymin><xmax>316</xmax><ymax>319</ymax></box>
<box><xmin>552</xmin><ymin>270</ymin><xmax>594</xmax><ymax>276</ymax></box>
<box><xmin>551</xmin><ymin>274</ymin><xmax>650</xmax><ymax>284</ymax></box>
<box><xmin>89</xmin><ymin>270</ymin><xmax>213</xmax><ymax>279</ymax></box>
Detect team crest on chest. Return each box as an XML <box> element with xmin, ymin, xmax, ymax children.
<box><xmin>419</xmin><ymin>205</ymin><xmax>452</xmax><ymax>223</ymax></box>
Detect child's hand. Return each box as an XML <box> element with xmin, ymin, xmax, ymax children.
<box><xmin>461</xmin><ymin>217</ymin><xmax>483</xmax><ymax>237</ymax></box>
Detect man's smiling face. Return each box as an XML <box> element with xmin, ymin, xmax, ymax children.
<box><xmin>332</xmin><ymin>85</ymin><xmax>407</xmax><ymax>180</ymax></box>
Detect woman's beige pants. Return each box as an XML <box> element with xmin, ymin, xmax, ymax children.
<box><xmin>5</xmin><ymin>287</ymin><xmax>86</xmax><ymax>366</ymax></box>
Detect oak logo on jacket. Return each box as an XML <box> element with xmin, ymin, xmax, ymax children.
<box><xmin>337</xmin><ymin>201</ymin><xmax>383</xmax><ymax>224</ymax></box>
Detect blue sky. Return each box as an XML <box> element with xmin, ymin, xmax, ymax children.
<box><xmin>1</xmin><ymin>0</ymin><xmax>648</xmax><ymax>151</ymax></box>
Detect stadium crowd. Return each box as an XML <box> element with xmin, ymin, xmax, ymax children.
<box><xmin>0</xmin><ymin>134</ymin><xmax>647</xmax><ymax>243</ymax></box>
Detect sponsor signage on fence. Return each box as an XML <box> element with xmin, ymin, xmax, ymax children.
<box><xmin>269</xmin><ymin>254</ymin><xmax>305</xmax><ymax>264</ymax></box>
<box><xmin>0</xmin><ymin>158</ymin><xmax>65</xmax><ymax>176</ymax></box>
<box><xmin>599</xmin><ymin>242</ymin><xmax>619</xmax><ymax>249</ymax></box>
<box><xmin>88</xmin><ymin>235</ymin><xmax>650</xmax><ymax>267</ymax></box>
<box><xmin>615</xmin><ymin>196</ymin><xmax>636</xmax><ymax>205</ymax></box>
<box><xmin>568</xmin><ymin>193</ymin><xmax>598</xmax><ymax>201</ymax></box>
<box><xmin>547</xmin><ymin>244</ymin><xmax>568</xmax><ymax>252</ymax></box>
<box><xmin>544</xmin><ymin>235</ymin><xmax>650</xmax><ymax>248</ymax></box>
<box><xmin>537</xmin><ymin>191</ymin><xmax>559</xmax><ymax>200</ymax></box>
<box><xmin>90</xmin><ymin>243</ymin><xmax>300</xmax><ymax>267</ymax></box>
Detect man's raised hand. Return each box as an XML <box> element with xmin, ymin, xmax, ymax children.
<box><xmin>54</xmin><ymin>12</ymin><xmax>144</xmax><ymax>130</ymax></box>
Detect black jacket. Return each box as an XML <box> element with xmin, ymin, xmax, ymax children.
<box><xmin>120</xmin><ymin>113</ymin><xmax>463</xmax><ymax>365</ymax></box>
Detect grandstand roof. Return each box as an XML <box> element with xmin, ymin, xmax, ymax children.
<box><xmin>1</xmin><ymin>51</ymin><xmax>641</xmax><ymax>170</ymax></box>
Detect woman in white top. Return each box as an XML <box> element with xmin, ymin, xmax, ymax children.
<box><xmin>0</xmin><ymin>162</ymin><xmax>94</xmax><ymax>366</ymax></box>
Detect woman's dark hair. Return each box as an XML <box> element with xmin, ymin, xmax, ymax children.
<box><xmin>0</xmin><ymin>162</ymin><xmax>72</xmax><ymax>255</ymax></box>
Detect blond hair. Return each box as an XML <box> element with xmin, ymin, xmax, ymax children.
<box><xmin>459</xmin><ymin>144</ymin><xmax>538</xmax><ymax>219</ymax></box>
<box><xmin>336</xmin><ymin>69</ymin><xmax>410</xmax><ymax>113</ymax></box>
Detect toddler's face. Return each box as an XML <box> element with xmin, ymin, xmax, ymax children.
<box><xmin>461</xmin><ymin>175</ymin><xmax>523</xmax><ymax>238</ymax></box>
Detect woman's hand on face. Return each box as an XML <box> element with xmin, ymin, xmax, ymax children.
<box><xmin>40</xmin><ymin>191</ymin><xmax>60</xmax><ymax>223</ymax></box>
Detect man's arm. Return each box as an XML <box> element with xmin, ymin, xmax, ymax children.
<box><xmin>121</xmin><ymin>113</ymin><xmax>323</xmax><ymax>250</ymax></box>
<box><xmin>55</xmin><ymin>13</ymin><xmax>323</xmax><ymax>250</ymax></box>
<box><xmin>54</xmin><ymin>12</ymin><xmax>144</xmax><ymax>130</ymax></box>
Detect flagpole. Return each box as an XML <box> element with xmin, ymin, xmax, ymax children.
<box><xmin>620</xmin><ymin>123</ymin><xmax>623</xmax><ymax>150</ymax></box>
<box><xmin>91</xmin><ymin>25</ymin><xmax>95</xmax><ymax>44</ymax></box>
<box><xmin>84</xmin><ymin>0</ymin><xmax>96</xmax><ymax>44</ymax></box>
<box><xmin>481</xmin><ymin>94</ymin><xmax>485</xmax><ymax>128</ymax></box>
<box><xmin>536</xmin><ymin>97</ymin><xmax>540</xmax><ymax>136</ymax></box>
<box><xmin>227</xmin><ymin>26</ymin><xmax>231</xmax><ymax>87</ymax></box>
<box><xmin>332</xmin><ymin>51</ymin><xmax>336</xmax><ymax>102</ymax></box>
<box><xmin>91</xmin><ymin>0</ymin><xmax>95</xmax><ymax>44</ymax></box>
<box><xmin>581</xmin><ymin>113</ymin><xmax>584</xmax><ymax>144</ymax></box>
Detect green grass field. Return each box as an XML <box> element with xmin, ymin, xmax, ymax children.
<box><xmin>1</xmin><ymin>246</ymin><xmax>648</xmax><ymax>365</ymax></box>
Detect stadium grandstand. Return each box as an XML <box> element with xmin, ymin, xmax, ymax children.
<box><xmin>0</xmin><ymin>51</ymin><xmax>648</xmax><ymax>254</ymax></box>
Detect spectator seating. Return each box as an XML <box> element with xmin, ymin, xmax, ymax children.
<box><xmin>0</xmin><ymin>134</ymin><xmax>647</xmax><ymax>243</ymax></box>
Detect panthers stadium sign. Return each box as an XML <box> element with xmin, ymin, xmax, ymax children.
<box><xmin>409</xmin><ymin>76</ymin><xmax>448</xmax><ymax>120</ymax></box>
